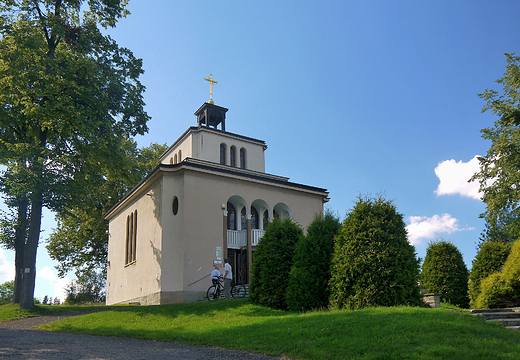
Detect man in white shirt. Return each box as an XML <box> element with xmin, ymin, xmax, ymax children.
<box><xmin>223</xmin><ymin>259</ymin><xmax>232</xmax><ymax>299</ymax></box>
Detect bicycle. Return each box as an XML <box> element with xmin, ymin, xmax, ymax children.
<box><xmin>207</xmin><ymin>277</ymin><xmax>247</xmax><ymax>300</ymax></box>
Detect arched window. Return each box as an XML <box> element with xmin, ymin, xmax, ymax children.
<box><xmin>227</xmin><ymin>202</ymin><xmax>236</xmax><ymax>230</ymax></box>
<box><xmin>230</xmin><ymin>146</ymin><xmax>236</xmax><ymax>167</ymax></box>
<box><xmin>240</xmin><ymin>148</ymin><xmax>246</xmax><ymax>169</ymax></box>
<box><xmin>220</xmin><ymin>144</ymin><xmax>226</xmax><ymax>165</ymax></box>
<box><xmin>178</xmin><ymin>150</ymin><xmax>182</xmax><ymax>162</ymax></box>
<box><xmin>241</xmin><ymin>207</ymin><xmax>247</xmax><ymax>230</ymax></box>
<box><xmin>169</xmin><ymin>157</ymin><xmax>173</xmax><ymax>165</ymax></box>
<box><xmin>174</xmin><ymin>154</ymin><xmax>178</xmax><ymax>164</ymax></box>
<box><xmin>251</xmin><ymin>207</ymin><xmax>259</xmax><ymax>229</ymax></box>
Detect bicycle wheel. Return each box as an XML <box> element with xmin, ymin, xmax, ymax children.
<box><xmin>231</xmin><ymin>283</ymin><xmax>247</xmax><ymax>298</ymax></box>
<box><xmin>207</xmin><ymin>285</ymin><xmax>220</xmax><ymax>301</ymax></box>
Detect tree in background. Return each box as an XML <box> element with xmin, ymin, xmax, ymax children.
<box><xmin>329</xmin><ymin>195</ymin><xmax>422</xmax><ymax>310</ymax></box>
<box><xmin>471</xmin><ymin>53</ymin><xmax>520</xmax><ymax>243</ymax></box>
<box><xmin>46</xmin><ymin>141</ymin><xmax>167</xmax><ymax>280</ymax></box>
<box><xmin>0</xmin><ymin>280</ymin><xmax>14</xmax><ymax>305</ymax></box>
<box><xmin>478</xmin><ymin>207</ymin><xmax>518</xmax><ymax>247</ymax></box>
<box><xmin>0</xmin><ymin>1</ymin><xmax>149</xmax><ymax>308</ymax></box>
<box><xmin>64</xmin><ymin>270</ymin><xmax>106</xmax><ymax>304</ymax></box>
<box><xmin>474</xmin><ymin>240</ymin><xmax>520</xmax><ymax>308</ymax></box>
<box><xmin>286</xmin><ymin>210</ymin><xmax>341</xmax><ymax>311</ymax></box>
<box><xmin>469</xmin><ymin>241</ymin><xmax>511</xmax><ymax>308</ymax></box>
<box><xmin>249</xmin><ymin>218</ymin><xmax>303</xmax><ymax>310</ymax></box>
<box><xmin>421</xmin><ymin>240</ymin><xmax>469</xmax><ymax>308</ymax></box>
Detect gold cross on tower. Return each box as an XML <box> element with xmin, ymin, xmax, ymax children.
<box><xmin>204</xmin><ymin>74</ymin><xmax>218</xmax><ymax>104</ymax></box>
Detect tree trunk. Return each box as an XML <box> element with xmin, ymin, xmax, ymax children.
<box><xmin>19</xmin><ymin>196</ymin><xmax>43</xmax><ymax>309</ymax></box>
<box><xmin>19</xmin><ymin>128</ymin><xmax>46</xmax><ymax>310</ymax></box>
<box><xmin>13</xmin><ymin>197</ymin><xmax>28</xmax><ymax>304</ymax></box>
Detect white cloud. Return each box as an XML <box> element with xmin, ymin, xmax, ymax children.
<box><xmin>36</xmin><ymin>266</ymin><xmax>73</xmax><ymax>302</ymax></box>
<box><xmin>434</xmin><ymin>156</ymin><xmax>482</xmax><ymax>200</ymax></box>
<box><xmin>0</xmin><ymin>249</ymin><xmax>15</xmax><ymax>283</ymax></box>
<box><xmin>406</xmin><ymin>213</ymin><xmax>475</xmax><ymax>245</ymax></box>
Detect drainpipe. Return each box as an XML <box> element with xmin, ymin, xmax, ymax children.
<box><xmin>246</xmin><ymin>214</ymin><xmax>252</xmax><ymax>284</ymax></box>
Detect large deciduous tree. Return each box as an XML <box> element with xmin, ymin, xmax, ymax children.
<box><xmin>46</xmin><ymin>140</ymin><xmax>167</xmax><ymax>279</ymax></box>
<box><xmin>0</xmin><ymin>1</ymin><xmax>149</xmax><ymax>309</ymax></box>
<box><xmin>471</xmin><ymin>53</ymin><xmax>520</xmax><ymax>242</ymax></box>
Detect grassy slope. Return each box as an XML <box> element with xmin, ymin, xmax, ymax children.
<box><xmin>2</xmin><ymin>299</ymin><xmax>520</xmax><ymax>360</ymax></box>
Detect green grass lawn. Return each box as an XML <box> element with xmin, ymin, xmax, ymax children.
<box><xmin>2</xmin><ymin>299</ymin><xmax>520</xmax><ymax>360</ymax></box>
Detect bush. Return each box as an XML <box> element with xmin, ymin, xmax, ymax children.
<box><xmin>286</xmin><ymin>210</ymin><xmax>341</xmax><ymax>311</ymax></box>
<box><xmin>329</xmin><ymin>195</ymin><xmax>422</xmax><ymax>310</ymax></box>
<box><xmin>474</xmin><ymin>240</ymin><xmax>520</xmax><ymax>308</ymax></box>
<box><xmin>468</xmin><ymin>241</ymin><xmax>511</xmax><ymax>308</ymax></box>
<box><xmin>421</xmin><ymin>240</ymin><xmax>469</xmax><ymax>308</ymax></box>
<box><xmin>249</xmin><ymin>218</ymin><xmax>303</xmax><ymax>310</ymax></box>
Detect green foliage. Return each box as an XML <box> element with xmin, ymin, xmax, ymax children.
<box><xmin>421</xmin><ymin>240</ymin><xmax>469</xmax><ymax>308</ymax></box>
<box><xmin>0</xmin><ymin>280</ymin><xmax>14</xmax><ymax>305</ymax></box>
<box><xmin>329</xmin><ymin>195</ymin><xmax>422</xmax><ymax>310</ymax></box>
<box><xmin>0</xmin><ymin>1</ymin><xmax>151</xmax><ymax>308</ymax></box>
<box><xmin>249</xmin><ymin>218</ymin><xmax>303</xmax><ymax>310</ymax></box>
<box><xmin>478</xmin><ymin>208</ymin><xmax>518</xmax><ymax>246</ymax></box>
<box><xmin>474</xmin><ymin>240</ymin><xmax>520</xmax><ymax>308</ymax></box>
<box><xmin>471</xmin><ymin>53</ymin><xmax>520</xmax><ymax>241</ymax></box>
<box><xmin>286</xmin><ymin>210</ymin><xmax>341</xmax><ymax>311</ymax></box>
<box><xmin>469</xmin><ymin>241</ymin><xmax>511</xmax><ymax>308</ymax></box>
<box><xmin>46</xmin><ymin>140</ymin><xmax>167</xmax><ymax>278</ymax></box>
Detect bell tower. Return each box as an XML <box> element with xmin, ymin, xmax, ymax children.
<box><xmin>195</xmin><ymin>74</ymin><xmax>228</xmax><ymax>131</ymax></box>
<box><xmin>195</xmin><ymin>102</ymin><xmax>228</xmax><ymax>131</ymax></box>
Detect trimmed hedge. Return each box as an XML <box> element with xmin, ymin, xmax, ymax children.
<box><xmin>468</xmin><ymin>241</ymin><xmax>511</xmax><ymax>308</ymax></box>
<box><xmin>249</xmin><ymin>218</ymin><xmax>303</xmax><ymax>310</ymax></box>
<box><xmin>474</xmin><ymin>240</ymin><xmax>520</xmax><ymax>309</ymax></box>
<box><xmin>329</xmin><ymin>195</ymin><xmax>422</xmax><ymax>310</ymax></box>
<box><xmin>286</xmin><ymin>211</ymin><xmax>341</xmax><ymax>311</ymax></box>
<box><xmin>421</xmin><ymin>240</ymin><xmax>469</xmax><ymax>308</ymax></box>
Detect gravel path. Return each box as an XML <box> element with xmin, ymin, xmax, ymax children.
<box><xmin>0</xmin><ymin>313</ymin><xmax>287</xmax><ymax>360</ymax></box>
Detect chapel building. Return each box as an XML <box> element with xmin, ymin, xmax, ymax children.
<box><xmin>105</xmin><ymin>101</ymin><xmax>329</xmax><ymax>305</ymax></box>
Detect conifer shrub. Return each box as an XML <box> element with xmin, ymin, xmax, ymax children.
<box><xmin>420</xmin><ymin>240</ymin><xmax>469</xmax><ymax>308</ymax></box>
<box><xmin>468</xmin><ymin>241</ymin><xmax>511</xmax><ymax>308</ymax></box>
<box><xmin>286</xmin><ymin>210</ymin><xmax>341</xmax><ymax>312</ymax></box>
<box><xmin>249</xmin><ymin>218</ymin><xmax>303</xmax><ymax>310</ymax></box>
<box><xmin>329</xmin><ymin>195</ymin><xmax>422</xmax><ymax>310</ymax></box>
<box><xmin>474</xmin><ymin>240</ymin><xmax>520</xmax><ymax>309</ymax></box>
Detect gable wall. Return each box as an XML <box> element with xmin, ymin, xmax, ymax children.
<box><xmin>106</xmin><ymin>178</ymin><xmax>164</xmax><ymax>305</ymax></box>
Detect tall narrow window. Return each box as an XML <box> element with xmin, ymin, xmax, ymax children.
<box><xmin>178</xmin><ymin>150</ymin><xmax>182</xmax><ymax>162</ymax></box>
<box><xmin>125</xmin><ymin>210</ymin><xmax>137</xmax><ymax>265</ymax></box>
<box><xmin>227</xmin><ymin>202</ymin><xmax>236</xmax><ymax>230</ymax></box>
<box><xmin>241</xmin><ymin>207</ymin><xmax>247</xmax><ymax>230</ymax></box>
<box><xmin>230</xmin><ymin>146</ymin><xmax>236</xmax><ymax>167</ymax></box>
<box><xmin>263</xmin><ymin>210</ymin><xmax>269</xmax><ymax>230</ymax></box>
<box><xmin>251</xmin><ymin>206</ymin><xmax>259</xmax><ymax>229</ymax></box>
<box><xmin>174</xmin><ymin>154</ymin><xmax>178</xmax><ymax>164</ymax></box>
<box><xmin>240</xmin><ymin>148</ymin><xmax>246</xmax><ymax>169</ymax></box>
<box><xmin>220</xmin><ymin>144</ymin><xmax>226</xmax><ymax>165</ymax></box>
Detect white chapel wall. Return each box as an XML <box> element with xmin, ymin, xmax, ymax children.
<box><xmin>106</xmin><ymin>179</ymin><xmax>164</xmax><ymax>305</ymax></box>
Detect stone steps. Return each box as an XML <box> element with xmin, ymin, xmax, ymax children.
<box><xmin>470</xmin><ymin>308</ymin><xmax>520</xmax><ymax>330</ymax></box>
